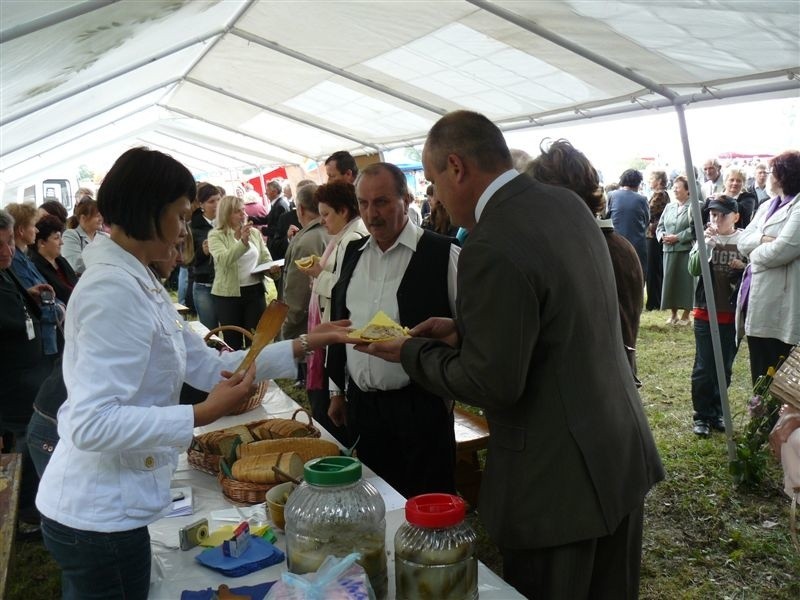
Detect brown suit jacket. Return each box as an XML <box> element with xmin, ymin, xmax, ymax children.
<box><xmin>401</xmin><ymin>173</ymin><xmax>664</xmax><ymax>549</ymax></box>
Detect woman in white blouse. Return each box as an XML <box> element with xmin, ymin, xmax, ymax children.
<box><xmin>208</xmin><ymin>195</ymin><xmax>279</xmax><ymax>350</ymax></box>
<box><xmin>35</xmin><ymin>148</ymin><xmax>350</xmax><ymax>599</ymax></box>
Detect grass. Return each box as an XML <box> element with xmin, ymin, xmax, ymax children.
<box><xmin>7</xmin><ymin>310</ymin><xmax>799</xmax><ymax>598</ymax></box>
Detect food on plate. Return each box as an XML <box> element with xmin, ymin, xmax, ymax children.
<box><xmin>347</xmin><ymin>310</ymin><xmax>409</xmax><ymax>342</ymax></box>
<box><xmin>294</xmin><ymin>255</ymin><xmax>319</xmax><ymax>269</ymax></box>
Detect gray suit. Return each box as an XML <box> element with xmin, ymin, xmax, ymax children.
<box><xmin>281</xmin><ymin>218</ymin><xmax>328</xmax><ymax>340</ymax></box>
<box><xmin>401</xmin><ymin>173</ymin><xmax>664</xmax><ymax>552</ymax></box>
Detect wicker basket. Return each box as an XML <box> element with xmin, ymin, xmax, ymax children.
<box><xmin>204</xmin><ymin>325</ymin><xmax>267</xmax><ymax>416</ymax></box>
<box><xmin>770</xmin><ymin>346</ymin><xmax>800</xmax><ymax>410</ymax></box>
<box><xmin>187</xmin><ymin>410</ymin><xmax>320</xmax><ymax>475</ymax></box>
<box><xmin>217</xmin><ymin>470</ymin><xmax>289</xmax><ymax>505</ymax></box>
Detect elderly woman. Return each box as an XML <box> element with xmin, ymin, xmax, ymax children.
<box><xmin>30</xmin><ymin>214</ymin><xmax>78</xmax><ymax>304</ymax></box>
<box><xmin>34</xmin><ymin>147</ymin><xmax>350</xmax><ymax>599</ymax></box>
<box><xmin>737</xmin><ymin>150</ymin><xmax>800</xmax><ymax>385</ymax></box>
<box><xmin>5</xmin><ymin>202</ymin><xmax>62</xmax><ymax>358</ymax></box>
<box><xmin>723</xmin><ymin>168</ymin><xmax>757</xmax><ymax>229</ymax></box>
<box><xmin>657</xmin><ymin>176</ymin><xmax>694</xmax><ymax>325</ymax></box>
<box><xmin>299</xmin><ymin>181</ymin><xmax>367</xmax><ymax>442</ymax></box>
<box><xmin>208</xmin><ymin>194</ymin><xmax>279</xmax><ymax>350</ymax></box>
<box><xmin>527</xmin><ymin>139</ymin><xmax>644</xmax><ymax>381</ymax></box>
<box><xmin>645</xmin><ymin>171</ymin><xmax>669</xmax><ymax>310</ymax></box>
<box><xmin>62</xmin><ymin>197</ymin><xmax>104</xmax><ymax>274</ymax></box>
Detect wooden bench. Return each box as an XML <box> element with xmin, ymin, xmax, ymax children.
<box><xmin>453</xmin><ymin>406</ymin><xmax>490</xmax><ymax>508</ymax></box>
<box><xmin>0</xmin><ymin>453</ymin><xmax>22</xmax><ymax>597</ymax></box>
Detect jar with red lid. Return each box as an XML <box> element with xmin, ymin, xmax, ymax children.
<box><xmin>394</xmin><ymin>493</ymin><xmax>478</xmax><ymax>600</ymax></box>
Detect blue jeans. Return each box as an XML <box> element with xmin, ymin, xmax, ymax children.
<box><xmin>27</xmin><ymin>410</ymin><xmax>59</xmax><ymax>478</ymax></box>
<box><xmin>691</xmin><ymin>318</ymin><xmax>738</xmax><ymax>422</ymax></box>
<box><xmin>177</xmin><ymin>266</ymin><xmax>189</xmax><ymax>305</ymax></box>
<box><xmin>41</xmin><ymin>515</ymin><xmax>151</xmax><ymax>600</ymax></box>
<box><xmin>192</xmin><ymin>282</ymin><xmax>218</xmax><ymax>330</ymax></box>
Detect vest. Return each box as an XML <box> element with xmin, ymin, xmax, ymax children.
<box><xmin>327</xmin><ymin>230</ymin><xmax>453</xmax><ymax>391</ymax></box>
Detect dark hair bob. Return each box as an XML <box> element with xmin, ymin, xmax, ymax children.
<box><xmin>97</xmin><ymin>147</ymin><xmax>196</xmax><ymax>241</ymax></box>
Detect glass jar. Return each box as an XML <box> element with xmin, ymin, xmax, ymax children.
<box><xmin>394</xmin><ymin>493</ymin><xmax>478</xmax><ymax>600</ymax></box>
<box><xmin>284</xmin><ymin>456</ymin><xmax>387</xmax><ymax>599</ymax></box>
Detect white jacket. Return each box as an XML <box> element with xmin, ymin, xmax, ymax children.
<box><xmin>736</xmin><ymin>193</ymin><xmax>800</xmax><ymax>345</ymax></box>
<box><xmin>36</xmin><ymin>235</ymin><xmax>297</xmax><ymax>532</ymax></box>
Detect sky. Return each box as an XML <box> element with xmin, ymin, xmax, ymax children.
<box><xmin>502</xmin><ymin>96</ymin><xmax>799</xmax><ymax>183</ymax></box>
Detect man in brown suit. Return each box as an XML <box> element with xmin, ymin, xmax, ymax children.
<box><xmin>359</xmin><ymin>111</ymin><xmax>664</xmax><ymax>598</ymax></box>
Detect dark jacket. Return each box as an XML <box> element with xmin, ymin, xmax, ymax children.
<box><xmin>190</xmin><ymin>209</ymin><xmax>215</xmax><ymax>284</ymax></box>
<box><xmin>270</xmin><ymin>209</ymin><xmax>301</xmax><ymax>261</ymax></box>
<box><xmin>264</xmin><ymin>196</ymin><xmax>290</xmax><ymax>256</ymax></box>
<box><xmin>401</xmin><ymin>174</ymin><xmax>664</xmax><ymax>549</ymax></box>
<box><xmin>30</xmin><ymin>250</ymin><xmax>78</xmax><ymax>304</ymax></box>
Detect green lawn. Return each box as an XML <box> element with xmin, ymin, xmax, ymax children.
<box><xmin>6</xmin><ymin>310</ymin><xmax>799</xmax><ymax>598</ymax></box>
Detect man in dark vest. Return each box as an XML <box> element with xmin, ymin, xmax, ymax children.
<box><xmin>326</xmin><ymin>162</ymin><xmax>460</xmax><ymax>499</ymax></box>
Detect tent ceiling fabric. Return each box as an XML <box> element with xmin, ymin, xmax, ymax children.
<box><xmin>1</xmin><ymin>0</ymin><xmax>798</xmax><ymax>185</ymax></box>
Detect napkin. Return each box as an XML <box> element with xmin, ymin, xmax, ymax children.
<box><xmin>179</xmin><ymin>581</ymin><xmax>274</xmax><ymax>600</ymax></box>
<box><xmin>195</xmin><ymin>537</ymin><xmax>285</xmax><ymax>577</ymax></box>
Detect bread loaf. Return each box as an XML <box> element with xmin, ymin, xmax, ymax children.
<box><xmin>231</xmin><ymin>452</ymin><xmax>303</xmax><ymax>484</ymax></box>
<box><xmin>237</xmin><ymin>438</ymin><xmax>340</xmax><ymax>462</ymax></box>
<box><xmin>252</xmin><ymin>419</ymin><xmax>314</xmax><ymax>439</ymax></box>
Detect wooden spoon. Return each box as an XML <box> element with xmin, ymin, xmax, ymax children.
<box><xmin>235</xmin><ymin>300</ymin><xmax>289</xmax><ymax>374</ymax></box>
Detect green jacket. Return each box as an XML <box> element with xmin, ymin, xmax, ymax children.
<box><xmin>208</xmin><ymin>227</ymin><xmax>273</xmax><ymax>297</ymax></box>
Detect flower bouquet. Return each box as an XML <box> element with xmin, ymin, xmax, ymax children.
<box><xmin>730</xmin><ymin>366</ymin><xmax>783</xmax><ymax>488</ymax></box>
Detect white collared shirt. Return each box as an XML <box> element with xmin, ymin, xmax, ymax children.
<box><xmin>475</xmin><ymin>169</ymin><xmax>519</xmax><ymax>223</ymax></box>
<box><xmin>333</xmin><ymin>221</ymin><xmax>459</xmax><ymax>392</ymax></box>
<box><xmin>36</xmin><ymin>235</ymin><xmax>297</xmax><ymax>532</ymax></box>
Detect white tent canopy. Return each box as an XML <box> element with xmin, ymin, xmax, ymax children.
<box><xmin>1</xmin><ymin>0</ymin><xmax>798</xmax><ymax>186</ymax></box>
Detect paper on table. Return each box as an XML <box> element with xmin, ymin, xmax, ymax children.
<box><xmin>166</xmin><ymin>486</ymin><xmax>193</xmax><ymax>518</ymax></box>
<box><xmin>252</xmin><ymin>259</ymin><xmax>285</xmax><ymax>274</ymax></box>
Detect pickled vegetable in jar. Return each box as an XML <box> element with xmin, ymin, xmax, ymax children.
<box><xmin>284</xmin><ymin>456</ymin><xmax>388</xmax><ymax>599</ymax></box>
<box><xmin>395</xmin><ymin>493</ymin><xmax>478</xmax><ymax>600</ymax></box>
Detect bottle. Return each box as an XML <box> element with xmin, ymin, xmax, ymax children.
<box><xmin>284</xmin><ymin>456</ymin><xmax>387</xmax><ymax>599</ymax></box>
<box><xmin>394</xmin><ymin>493</ymin><xmax>478</xmax><ymax>600</ymax></box>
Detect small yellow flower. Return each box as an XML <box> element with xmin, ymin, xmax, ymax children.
<box><xmin>767</xmin><ymin>366</ymin><xmax>776</xmax><ymax>377</ymax></box>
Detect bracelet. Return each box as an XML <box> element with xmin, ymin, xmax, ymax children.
<box><xmin>298</xmin><ymin>334</ymin><xmax>314</xmax><ymax>356</ymax></box>
<box><xmin>329</xmin><ymin>390</ymin><xmax>344</xmax><ymax>398</ymax></box>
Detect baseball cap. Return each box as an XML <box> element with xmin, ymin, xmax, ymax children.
<box><xmin>708</xmin><ymin>196</ymin><xmax>738</xmax><ymax>214</ymax></box>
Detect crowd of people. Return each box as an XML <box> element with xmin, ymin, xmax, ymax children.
<box><xmin>0</xmin><ymin>113</ymin><xmax>797</xmax><ymax>599</ymax></box>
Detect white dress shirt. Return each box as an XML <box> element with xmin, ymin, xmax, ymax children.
<box><xmin>332</xmin><ymin>221</ymin><xmax>459</xmax><ymax>393</ymax></box>
<box><xmin>36</xmin><ymin>235</ymin><xmax>296</xmax><ymax>532</ymax></box>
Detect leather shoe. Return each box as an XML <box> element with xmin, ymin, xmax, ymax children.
<box><xmin>693</xmin><ymin>420</ymin><xmax>710</xmax><ymax>437</ymax></box>
<box><xmin>710</xmin><ymin>417</ymin><xmax>726</xmax><ymax>432</ymax></box>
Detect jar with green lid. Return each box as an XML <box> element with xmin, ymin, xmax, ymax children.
<box><xmin>284</xmin><ymin>456</ymin><xmax>387</xmax><ymax>599</ymax></box>
<box><xmin>394</xmin><ymin>493</ymin><xmax>478</xmax><ymax>600</ymax></box>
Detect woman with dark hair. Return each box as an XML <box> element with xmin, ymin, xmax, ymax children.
<box><xmin>606</xmin><ymin>168</ymin><xmax>649</xmax><ymax>278</ymax></box>
<box><xmin>656</xmin><ymin>176</ymin><xmax>694</xmax><ymax>325</ymax></box>
<box><xmin>299</xmin><ymin>181</ymin><xmax>367</xmax><ymax>443</ymax></box>
<box><xmin>5</xmin><ymin>202</ymin><xmax>62</xmax><ymax>358</ymax></box>
<box><xmin>645</xmin><ymin>171</ymin><xmax>669</xmax><ymax>310</ymax></box>
<box><xmin>737</xmin><ymin>149</ymin><xmax>800</xmax><ymax>384</ymax></box>
<box><xmin>190</xmin><ymin>182</ymin><xmax>220</xmax><ymax>329</ymax></box>
<box><xmin>30</xmin><ymin>214</ymin><xmax>78</xmax><ymax>304</ymax></box>
<box><xmin>62</xmin><ymin>197</ymin><xmax>104</xmax><ymax>274</ymax></box>
<box><xmin>527</xmin><ymin>139</ymin><xmax>644</xmax><ymax>381</ymax></box>
<box><xmin>34</xmin><ymin>147</ymin><xmax>351</xmax><ymax>599</ymax></box>
<box><xmin>38</xmin><ymin>200</ymin><xmax>69</xmax><ymax>225</ymax></box>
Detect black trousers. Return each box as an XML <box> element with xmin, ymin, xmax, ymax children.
<box><xmin>501</xmin><ymin>502</ymin><xmax>644</xmax><ymax>600</ymax></box>
<box><xmin>308</xmin><ymin>388</ymin><xmax>353</xmax><ymax>448</ymax></box>
<box><xmin>346</xmin><ymin>379</ymin><xmax>456</xmax><ymax>499</ymax></box>
<box><xmin>746</xmin><ymin>335</ymin><xmax>794</xmax><ymax>386</ymax></box>
<box><xmin>645</xmin><ymin>236</ymin><xmax>662</xmax><ymax>310</ymax></box>
<box><xmin>211</xmin><ymin>282</ymin><xmax>266</xmax><ymax>350</ymax></box>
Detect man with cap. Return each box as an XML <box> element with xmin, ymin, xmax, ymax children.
<box><xmin>688</xmin><ymin>195</ymin><xmax>747</xmax><ymax>437</ymax></box>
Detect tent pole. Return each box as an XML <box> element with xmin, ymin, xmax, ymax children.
<box><xmin>674</xmin><ymin>103</ymin><xmax>737</xmax><ymax>464</ymax></box>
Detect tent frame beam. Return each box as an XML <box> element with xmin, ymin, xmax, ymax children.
<box><xmin>0</xmin><ymin>0</ymin><xmax>121</xmax><ymax>44</ymax></box>
<box><xmin>230</xmin><ymin>27</ymin><xmax>448</xmax><ymax>117</ymax></box>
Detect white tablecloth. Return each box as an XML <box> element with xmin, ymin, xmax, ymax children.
<box><xmin>148</xmin><ymin>375</ymin><xmax>521</xmax><ymax>599</ymax></box>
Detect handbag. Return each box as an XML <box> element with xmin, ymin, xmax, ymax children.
<box><xmin>770</xmin><ymin>346</ymin><xmax>800</xmax><ymax>410</ymax></box>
